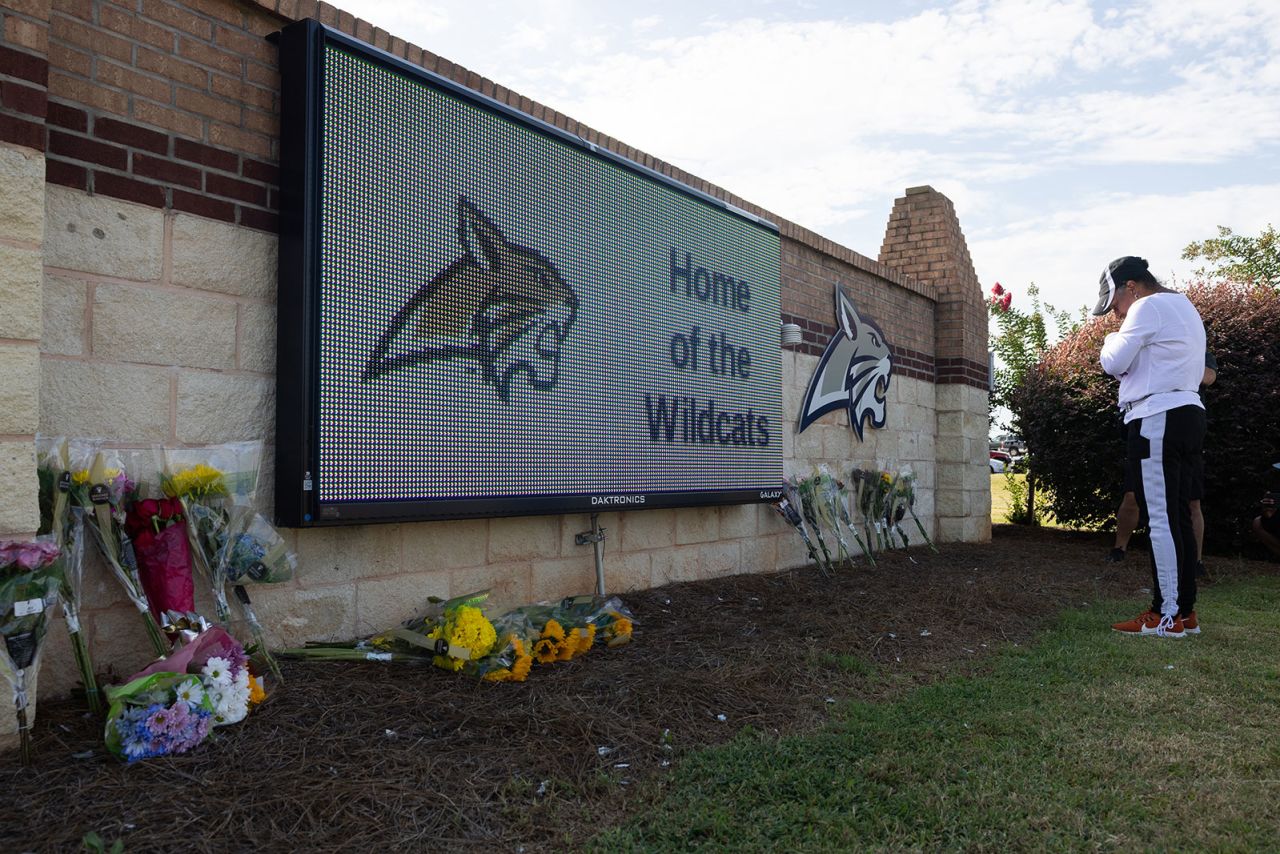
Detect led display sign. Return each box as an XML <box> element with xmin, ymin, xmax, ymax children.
<box><xmin>276</xmin><ymin>21</ymin><xmax>782</xmax><ymax>525</ymax></box>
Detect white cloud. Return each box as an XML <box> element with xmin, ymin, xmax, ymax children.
<box><xmin>320</xmin><ymin>0</ymin><xmax>1280</xmax><ymax>327</ymax></box>
<box><xmin>970</xmin><ymin>182</ymin><xmax>1280</xmax><ymax>319</ymax></box>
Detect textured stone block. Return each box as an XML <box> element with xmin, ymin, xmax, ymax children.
<box><xmin>33</xmin><ymin>615</ymin><xmax>78</xmax><ymax>700</ymax></box>
<box><xmin>450</xmin><ymin>561</ymin><xmax>532</xmax><ymax>614</ymax></box>
<box><xmin>718</xmin><ymin>503</ymin><xmax>757</xmax><ymax>539</ymax></box>
<box><xmin>0</xmin><ymin>143</ymin><xmax>45</xmax><ymax>245</ymax></box>
<box><xmin>773</xmin><ymin>530</ymin><xmax>814</xmax><ymax>571</ymax></box>
<box><xmin>89</xmin><ymin>604</ymin><xmax>160</xmax><ymax>679</ymax></box>
<box><xmin>250</xmin><ymin>583</ymin><xmax>358</xmax><ymax>647</ymax></box>
<box><xmin>531</xmin><ymin>555</ymin><xmax>597</xmax><ymax>601</ymax></box>
<box><xmin>171</xmin><ymin>214</ymin><xmax>277</xmax><ymax>299</ymax></box>
<box><xmin>489</xmin><ymin>515</ymin><xmax>560</xmax><ymax>562</ymax></box>
<box><xmin>936</xmin><ymin>411</ymin><xmax>965</xmax><ymax>437</ymax></box>
<box><xmin>607</xmin><ymin>549</ymin><xmax>652</xmax><ymax>593</ymax></box>
<box><xmin>0</xmin><ymin>244</ymin><xmax>42</xmax><ymax>340</ymax></box>
<box><xmin>176</xmin><ymin>371</ymin><xmax>274</xmax><ymax>443</ymax></box>
<box><xmin>0</xmin><ymin>344</ymin><xmax>39</xmax><ymax>434</ymax></box>
<box><xmin>40</xmin><ymin>360</ymin><xmax>172</xmax><ymax>441</ymax></box>
<box><xmin>45</xmin><ymin>186</ymin><xmax>163</xmax><ymax>280</ymax></box>
<box><xmin>239</xmin><ymin>302</ymin><xmax>276</xmax><ymax>373</ymax></box>
<box><xmin>356</xmin><ymin>572</ymin><xmax>450</xmax><ymax>636</ymax></box>
<box><xmin>41</xmin><ymin>273</ymin><xmax>87</xmax><ymax>356</ymax></box>
<box><xmin>0</xmin><ymin>440</ymin><xmax>37</xmax><ymax>536</ymax></box>
<box><xmin>674</xmin><ymin>505</ymin><xmax>719</xmax><ymax>545</ymax></box>
<box><xmin>739</xmin><ymin>533</ymin><xmax>779</xmax><ymax>575</ymax></box>
<box><xmin>296</xmin><ymin>523</ymin><xmax>403</xmax><ymax>585</ymax></box>
<box><xmin>935</xmin><ymin>488</ymin><xmax>967</xmax><ymax>518</ymax></box>
<box><xmin>94</xmin><ymin>283</ymin><xmax>237</xmax><ymax>368</ymax></box>
<box><xmin>403</xmin><ymin>518</ymin><xmax>490</xmax><ymax>570</ymax></box>
<box><xmin>620</xmin><ymin>508</ymin><xmax>674</xmax><ymax>551</ymax></box>
<box><xmin>674</xmin><ymin>541</ymin><xmax>740</xmax><ymax>581</ymax></box>
<box><xmin>936</xmin><ymin>435</ymin><xmax>966</xmax><ymax>463</ymax></box>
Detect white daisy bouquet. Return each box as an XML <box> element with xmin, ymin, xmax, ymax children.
<box><xmin>104</xmin><ymin>623</ymin><xmax>266</xmax><ymax>762</ymax></box>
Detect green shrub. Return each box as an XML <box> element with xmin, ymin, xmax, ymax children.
<box><xmin>1010</xmin><ymin>281</ymin><xmax>1280</xmax><ymax>553</ymax></box>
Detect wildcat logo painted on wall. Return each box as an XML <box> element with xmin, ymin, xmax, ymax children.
<box><xmin>797</xmin><ymin>285</ymin><xmax>894</xmax><ymax>440</ymax></box>
<box><xmin>363</xmin><ymin>196</ymin><xmax>579</xmax><ymax>402</ymax></box>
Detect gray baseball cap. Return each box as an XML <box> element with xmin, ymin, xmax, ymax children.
<box><xmin>1093</xmin><ymin>256</ymin><xmax>1150</xmax><ymax>315</ymax></box>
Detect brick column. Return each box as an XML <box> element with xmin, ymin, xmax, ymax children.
<box><xmin>880</xmin><ymin>186</ymin><xmax>990</xmax><ymax>543</ymax></box>
<box><xmin>0</xmin><ymin>0</ymin><xmax>50</xmax><ymax>538</ymax></box>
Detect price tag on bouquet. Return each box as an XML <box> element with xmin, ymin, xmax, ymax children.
<box><xmin>13</xmin><ymin>598</ymin><xmax>45</xmax><ymax>617</ymax></box>
<box><xmin>89</xmin><ymin>484</ymin><xmax>110</xmax><ymax>504</ymax></box>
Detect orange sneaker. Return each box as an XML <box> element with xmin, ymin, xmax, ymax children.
<box><xmin>1112</xmin><ymin>611</ymin><xmax>1186</xmax><ymax>638</ymax></box>
<box><xmin>1181</xmin><ymin>611</ymin><xmax>1200</xmax><ymax>634</ymax></box>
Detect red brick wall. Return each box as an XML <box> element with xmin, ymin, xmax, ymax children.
<box><xmin>17</xmin><ymin>0</ymin><xmax>988</xmax><ymax>383</ymax></box>
<box><xmin>0</xmin><ymin>0</ymin><xmax>51</xmax><ymax>153</ymax></box>
<box><xmin>879</xmin><ymin>187</ymin><xmax>989</xmax><ymax>389</ymax></box>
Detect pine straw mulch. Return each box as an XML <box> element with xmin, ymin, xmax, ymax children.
<box><xmin>3</xmin><ymin>524</ymin><xmax>1273</xmax><ymax>853</ymax></box>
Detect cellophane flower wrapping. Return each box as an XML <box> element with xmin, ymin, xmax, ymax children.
<box><xmin>67</xmin><ymin>442</ymin><xmax>169</xmax><ymax>656</ymax></box>
<box><xmin>495</xmin><ymin>595</ymin><xmax>633</xmax><ymax>667</ymax></box>
<box><xmin>122</xmin><ymin>449</ymin><xmax>195</xmax><ymax>624</ymax></box>
<box><xmin>105</xmin><ymin>625</ymin><xmax>262</xmax><ymax>762</ymax></box>
<box><xmin>36</xmin><ymin>435</ymin><xmax>102</xmax><ymax>711</ymax></box>
<box><xmin>0</xmin><ymin>540</ymin><xmax>64</xmax><ymax>764</ymax></box>
<box><xmin>162</xmin><ymin>442</ymin><xmax>262</xmax><ymax>624</ymax></box>
<box><xmin>217</xmin><ymin>507</ymin><xmax>296</xmax><ymax>585</ymax></box>
<box><xmin>370</xmin><ymin>590</ymin><xmax>498</xmax><ymax>671</ymax></box>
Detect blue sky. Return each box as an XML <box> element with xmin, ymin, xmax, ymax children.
<box><xmin>332</xmin><ymin>0</ymin><xmax>1280</xmax><ymax>322</ymax></box>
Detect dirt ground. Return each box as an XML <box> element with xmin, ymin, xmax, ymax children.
<box><xmin>2</xmin><ymin>524</ymin><xmax>1273</xmax><ymax>852</ymax></box>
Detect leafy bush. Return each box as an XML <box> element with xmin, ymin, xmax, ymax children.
<box><xmin>1010</xmin><ymin>281</ymin><xmax>1280</xmax><ymax>553</ymax></box>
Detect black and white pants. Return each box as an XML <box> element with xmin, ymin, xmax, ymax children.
<box><xmin>1127</xmin><ymin>405</ymin><xmax>1206</xmax><ymax>618</ymax></box>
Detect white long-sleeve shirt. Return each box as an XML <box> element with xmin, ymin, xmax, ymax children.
<box><xmin>1099</xmin><ymin>292</ymin><xmax>1205</xmax><ymax>423</ymax></box>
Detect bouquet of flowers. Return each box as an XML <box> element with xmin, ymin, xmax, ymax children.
<box><xmin>36</xmin><ymin>435</ymin><xmax>102</xmax><ymax>712</ymax></box>
<box><xmin>104</xmin><ymin>622</ymin><xmax>266</xmax><ymax>762</ymax></box>
<box><xmin>36</xmin><ymin>434</ymin><xmax>73</xmax><ymax>546</ymax></box>
<box><xmin>67</xmin><ymin>444</ymin><xmax>169</xmax><ymax>657</ymax></box>
<box><xmin>0</xmin><ymin>540</ymin><xmax>64</xmax><ymax>765</ymax></box>
<box><xmin>284</xmin><ymin>591</ymin><xmax>499</xmax><ymax>672</ymax></box>
<box><xmin>886</xmin><ymin>468</ymin><xmax>937</xmax><ymax>554</ymax></box>
<box><xmin>121</xmin><ymin>448</ymin><xmax>196</xmax><ymax>626</ymax></box>
<box><xmin>162</xmin><ymin>443</ymin><xmax>290</xmax><ymax>677</ymax></box>
<box><xmin>493</xmin><ymin>595</ymin><xmax>632</xmax><ymax>667</ymax></box>
<box><xmin>773</xmin><ymin>480</ymin><xmax>829</xmax><ymax>574</ymax></box>
<box><xmin>282</xmin><ymin>592</ymin><xmax>635</xmax><ymax>681</ymax></box>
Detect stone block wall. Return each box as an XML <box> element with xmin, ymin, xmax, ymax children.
<box><xmin>0</xmin><ymin>0</ymin><xmax>991</xmax><ymax>712</ymax></box>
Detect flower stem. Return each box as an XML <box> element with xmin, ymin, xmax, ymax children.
<box><xmin>68</xmin><ymin>628</ymin><xmax>102</xmax><ymax>714</ymax></box>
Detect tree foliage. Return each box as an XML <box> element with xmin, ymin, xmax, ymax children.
<box><xmin>1182</xmin><ymin>224</ymin><xmax>1279</xmax><ymax>288</ymax></box>
<box><xmin>1010</xmin><ymin>280</ymin><xmax>1280</xmax><ymax>553</ymax></box>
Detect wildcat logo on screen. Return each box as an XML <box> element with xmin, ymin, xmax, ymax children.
<box><xmin>363</xmin><ymin>196</ymin><xmax>579</xmax><ymax>402</ymax></box>
<box><xmin>797</xmin><ymin>285</ymin><xmax>894</xmax><ymax>440</ymax></box>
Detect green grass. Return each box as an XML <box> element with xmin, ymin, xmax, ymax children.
<box><xmin>591</xmin><ymin>576</ymin><xmax>1280</xmax><ymax>852</ymax></box>
<box><xmin>991</xmin><ymin>472</ymin><xmax>1062</xmax><ymax>527</ymax></box>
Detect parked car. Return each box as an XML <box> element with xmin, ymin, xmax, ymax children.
<box><xmin>990</xmin><ymin>451</ymin><xmax>1009</xmax><ymax>474</ymax></box>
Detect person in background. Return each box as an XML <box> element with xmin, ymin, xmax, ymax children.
<box><xmin>1253</xmin><ymin>492</ymin><xmax>1280</xmax><ymax>558</ymax></box>
<box><xmin>1107</xmin><ymin>352</ymin><xmax>1216</xmax><ymax>577</ymax></box>
<box><xmin>1094</xmin><ymin>256</ymin><xmax>1206</xmax><ymax>638</ymax></box>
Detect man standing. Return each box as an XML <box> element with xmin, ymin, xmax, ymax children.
<box><xmin>1094</xmin><ymin>256</ymin><xmax>1206</xmax><ymax>637</ymax></box>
